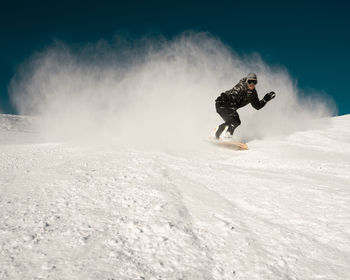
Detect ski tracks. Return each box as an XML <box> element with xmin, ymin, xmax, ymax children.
<box><xmin>0</xmin><ymin>145</ymin><xmax>213</xmax><ymax>279</ymax></box>
<box><xmin>152</xmin><ymin>156</ymin><xmax>299</xmax><ymax>280</ymax></box>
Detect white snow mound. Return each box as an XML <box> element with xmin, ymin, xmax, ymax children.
<box><xmin>0</xmin><ymin>113</ymin><xmax>349</xmax><ymax>280</ymax></box>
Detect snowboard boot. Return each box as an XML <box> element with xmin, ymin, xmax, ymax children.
<box><xmin>226</xmin><ymin>124</ymin><xmax>236</xmax><ymax>135</ymax></box>
<box><xmin>215</xmin><ymin>123</ymin><xmax>227</xmax><ymax>139</ymax></box>
<box><xmin>223</xmin><ymin>131</ymin><xmax>233</xmax><ymax>140</ymax></box>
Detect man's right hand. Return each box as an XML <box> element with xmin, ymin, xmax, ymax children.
<box><xmin>263</xmin><ymin>91</ymin><xmax>276</xmax><ymax>102</ymax></box>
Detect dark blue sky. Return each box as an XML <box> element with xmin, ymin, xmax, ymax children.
<box><xmin>1</xmin><ymin>0</ymin><xmax>349</xmax><ymax>115</ymax></box>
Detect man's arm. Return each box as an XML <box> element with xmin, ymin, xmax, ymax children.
<box><xmin>251</xmin><ymin>91</ymin><xmax>276</xmax><ymax>110</ymax></box>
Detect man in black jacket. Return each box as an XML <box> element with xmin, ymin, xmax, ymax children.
<box><xmin>215</xmin><ymin>73</ymin><xmax>276</xmax><ymax>139</ymax></box>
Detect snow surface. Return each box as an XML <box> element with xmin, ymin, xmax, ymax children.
<box><xmin>0</xmin><ymin>113</ymin><xmax>349</xmax><ymax>280</ymax></box>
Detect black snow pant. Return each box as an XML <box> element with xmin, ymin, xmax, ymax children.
<box><xmin>215</xmin><ymin>103</ymin><xmax>241</xmax><ymax>139</ymax></box>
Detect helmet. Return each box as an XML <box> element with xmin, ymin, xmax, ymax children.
<box><xmin>246</xmin><ymin>72</ymin><xmax>257</xmax><ymax>81</ymax></box>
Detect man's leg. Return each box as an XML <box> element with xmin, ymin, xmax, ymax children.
<box><xmin>227</xmin><ymin>110</ymin><xmax>241</xmax><ymax>135</ymax></box>
<box><xmin>215</xmin><ymin>105</ymin><xmax>241</xmax><ymax>138</ymax></box>
<box><xmin>223</xmin><ymin>108</ymin><xmax>241</xmax><ymax>136</ymax></box>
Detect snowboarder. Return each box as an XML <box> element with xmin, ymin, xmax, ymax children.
<box><xmin>214</xmin><ymin>73</ymin><xmax>276</xmax><ymax>139</ymax></box>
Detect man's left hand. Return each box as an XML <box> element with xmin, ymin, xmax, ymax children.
<box><xmin>264</xmin><ymin>91</ymin><xmax>276</xmax><ymax>102</ymax></box>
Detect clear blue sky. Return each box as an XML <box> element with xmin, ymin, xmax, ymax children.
<box><xmin>1</xmin><ymin>0</ymin><xmax>349</xmax><ymax>115</ymax></box>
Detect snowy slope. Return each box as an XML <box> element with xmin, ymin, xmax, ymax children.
<box><xmin>0</xmin><ymin>114</ymin><xmax>38</xmax><ymax>145</ymax></box>
<box><xmin>0</xmin><ymin>113</ymin><xmax>349</xmax><ymax>280</ymax></box>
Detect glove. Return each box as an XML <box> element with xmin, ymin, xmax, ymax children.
<box><xmin>263</xmin><ymin>91</ymin><xmax>276</xmax><ymax>102</ymax></box>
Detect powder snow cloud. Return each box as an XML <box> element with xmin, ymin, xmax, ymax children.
<box><xmin>9</xmin><ymin>32</ymin><xmax>336</xmax><ymax>148</ymax></box>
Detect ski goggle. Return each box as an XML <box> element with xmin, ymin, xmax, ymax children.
<box><xmin>247</xmin><ymin>79</ymin><xmax>257</xmax><ymax>85</ymax></box>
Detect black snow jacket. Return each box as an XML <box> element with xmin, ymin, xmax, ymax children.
<box><xmin>216</xmin><ymin>78</ymin><xmax>267</xmax><ymax>110</ymax></box>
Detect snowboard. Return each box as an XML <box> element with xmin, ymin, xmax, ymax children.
<box><xmin>210</xmin><ymin>126</ymin><xmax>248</xmax><ymax>150</ymax></box>
<box><xmin>210</xmin><ymin>138</ymin><xmax>248</xmax><ymax>150</ymax></box>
